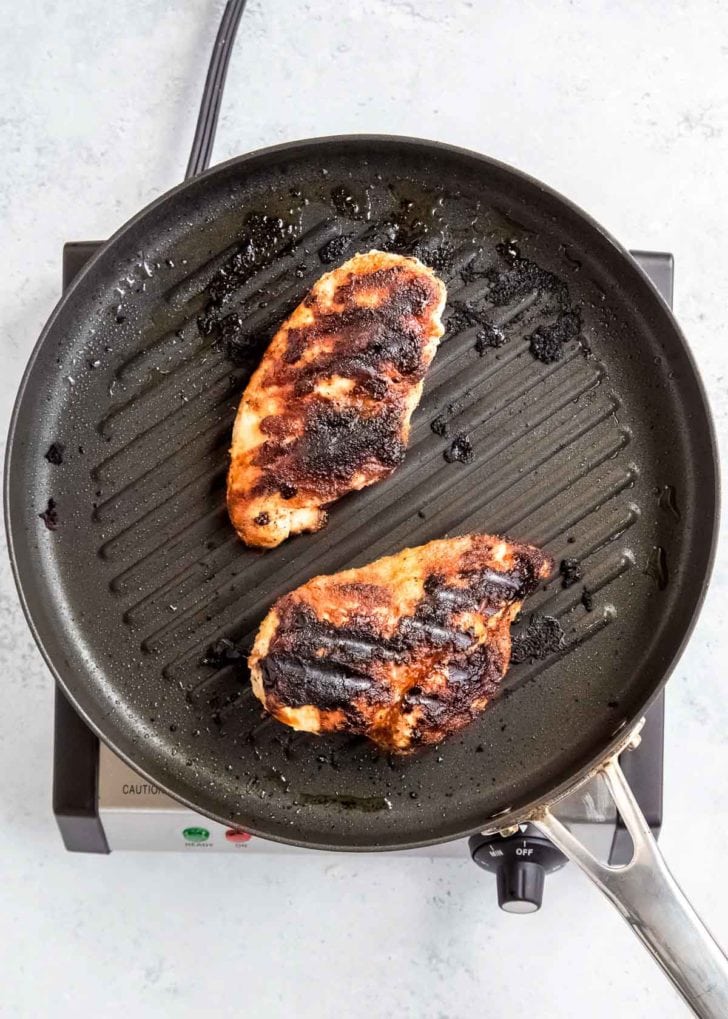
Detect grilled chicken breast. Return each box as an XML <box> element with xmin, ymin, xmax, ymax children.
<box><xmin>249</xmin><ymin>534</ymin><xmax>552</xmax><ymax>752</ymax></box>
<box><xmin>227</xmin><ymin>250</ymin><xmax>446</xmax><ymax>548</ymax></box>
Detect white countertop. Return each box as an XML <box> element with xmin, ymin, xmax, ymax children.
<box><xmin>1</xmin><ymin>2</ymin><xmax>727</xmax><ymax>1016</ymax></box>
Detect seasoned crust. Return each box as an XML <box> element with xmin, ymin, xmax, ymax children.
<box><xmin>249</xmin><ymin>534</ymin><xmax>553</xmax><ymax>752</ymax></box>
<box><xmin>227</xmin><ymin>250</ymin><xmax>447</xmax><ymax>548</ymax></box>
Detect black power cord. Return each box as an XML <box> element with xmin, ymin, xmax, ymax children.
<box><xmin>185</xmin><ymin>0</ymin><xmax>248</xmax><ymax>180</ymax></box>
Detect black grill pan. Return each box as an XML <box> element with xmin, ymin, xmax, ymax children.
<box><xmin>5</xmin><ymin>136</ymin><xmax>718</xmax><ymax>851</ymax></box>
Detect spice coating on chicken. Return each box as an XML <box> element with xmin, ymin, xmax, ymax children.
<box><xmin>227</xmin><ymin>250</ymin><xmax>446</xmax><ymax>548</ymax></box>
<box><xmin>249</xmin><ymin>534</ymin><xmax>552</xmax><ymax>752</ymax></box>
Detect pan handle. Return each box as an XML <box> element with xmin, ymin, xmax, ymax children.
<box><xmin>534</xmin><ymin>757</ymin><xmax>728</xmax><ymax>1019</ymax></box>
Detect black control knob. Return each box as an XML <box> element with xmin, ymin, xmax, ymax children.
<box><xmin>469</xmin><ymin>825</ymin><xmax>568</xmax><ymax>913</ymax></box>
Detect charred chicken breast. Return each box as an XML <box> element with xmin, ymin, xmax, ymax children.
<box><xmin>227</xmin><ymin>250</ymin><xmax>446</xmax><ymax>548</ymax></box>
<box><xmin>249</xmin><ymin>534</ymin><xmax>552</xmax><ymax>752</ymax></box>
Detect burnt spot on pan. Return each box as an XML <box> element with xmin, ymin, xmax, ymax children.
<box><xmin>475</xmin><ymin>323</ymin><xmax>507</xmax><ymax>353</ymax></box>
<box><xmin>510</xmin><ymin>614</ymin><xmax>565</xmax><ymax>664</ymax></box>
<box><xmin>444</xmin><ymin>432</ymin><xmax>474</xmax><ymax>464</ymax></box>
<box><xmin>529</xmin><ymin>310</ymin><xmax>582</xmax><ymax>364</ymax></box>
<box><xmin>457</xmin><ymin>243</ymin><xmax>583</xmax><ymax>364</ymax></box>
<box><xmin>318</xmin><ymin>234</ymin><xmax>354</xmax><ymax>264</ymax></box>
<box><xmin>444</xmin><ymin>300</ymin><xmax>494</xmax><ymax>341</ymax></box>
<box><xmin>487</xmin><ymin>242</ymin><xmax>569</xmax><ymax>307</ymax></box>
<box><xmin>359</xmin><ymin>195</ymin><xmax>447</xmax><ymax>260</ymax></box>
<box><xmin>430</xmin><ymin>399</ymin><xmax>463</xmax><ymax>438</ymax></box>
<box><xmin>559</xmin><ymin>558</ymin><xmax>582</xmax><ymax>588</ymax></box>
<box><xmin>44</xmin><ymin>442</ymin><xmax>65</xmax><ymax>466</ymax></box>
<box><xmin>39</xmin><ymin>497</ymin><xmax>59</xmax><ymax>530</ymax></box>
<box><xmin>414</xmin><ymin>240</ymin><xmax>455</xmax><ymax>275</ymax></box>
<box><xmin>431</xmin><ymin>414</ymin><xmax>449</xmax><ymax>437</ymax></box>
<box><xmin>207</xmin><ymin>213</ymin><xmax>298</xmax><ymax>305</ymax></box>
<box><xmin>198</xmin><ymin>212</ymin><xmax>301</xmax><ymax>362</ymax></box>
<box><xmin>202</xmin><ymin>637</ymin><xmax>245</xmax><ymax>669</ymax></box>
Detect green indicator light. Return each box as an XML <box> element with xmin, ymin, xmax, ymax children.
<box><xmin>182</xmin><ymin>826</ymin><xmax>210</xmax><ymax>843</ymax></box>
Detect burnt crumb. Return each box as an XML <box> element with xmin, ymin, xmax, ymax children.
<box><xmin>202</xmin><ymin>638</ymin><xmax>244</xmax><ymax>669</ymax></box>
<box><xmin>431</xmin><ymin>414</ymin><xmax>449</xmax><ymax>437</ymax></box>
<box><xmin>39</xmin><ymin>498</ymin><xmax>58</xmax><ymax>530</ymax></box>
<box><xmin>581</xmin><ymin>588</ymin><xmax>594</xmax><ymax>612</ymax></box>
<box><xmin>254</xmin><ymin>511</ymin><xmax>270</xmax><ymax>526</ymax></box>
<box><xmin>510</xmin><ymin>614</ymin><xmax>565</xmax><ymax>664</ymax></box>
<box><xmin>278</xmin><ymin>482</ymin><xmax>297</xmax><ymax>500</ymax></box>
<box><xmin>197</xmin><ymin>312</ymin><xmax>216</xmax><ymax>337</ymax></box>
<box><xmin>566</xmin><ymin>535</ymin><xmax>576</xmax><ymax>544</ymax></box>
<box><xmin>417</xmin><ymin>509</ymin><xmax>426</xmax><ymax>519</ymax></box>
<box><xmin>475</xmin><ymin>744</ymin><xmax>485</xmax><ymax>753</ymax></box>
<box><xmin>528</xmin><ymin>311</ymin><xmax>582</xmax><ymax>364</ymax></box>
<box><xmin>218</xmin><ymin>311</ymin><xmax>244</xmax><ymax>343</ymax></box>
<box><xmin>475</xmin><ymin>323</ymin><xmax>507</xmax><ymax>353</ymax></box>
<box><xmin>44</xmin><ymin>442</ymin><xmax>65</xmax><ymax>466</ymax></box>
<box><xmin>529</xmin><ymin>329</ymin><xmax>562</xmax><ymax>364</ymax></box>
<box><xmin>559</xmin><ymin>558</ymin><xmax>582</xmax><ymax>588</ymax></box>
<box><xmin>319</xmin><ymin>234</ymin><xmax>353</xmax><ymax>264</ymax></box>
<box><xmin>444</xmin><ymin>432</ymin><xmax>474</xmax><ymax>464</ymax></box>
<box><xmin>607</xmin><ymin>699</ymin><xmax>619</xmax><ymax>709</ymax></box>
<box><xmin>430</xmin><ymin>398</ymin><xmax>462</xmax><ymax>438</ymax></box>
<box><xmin>499</xmin><ymin>240</ymin><xmax>520</xmax><ymax>261</ymax></box>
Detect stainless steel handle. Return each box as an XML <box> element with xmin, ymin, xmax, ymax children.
<box><xmin>534</xmin><ymin>757</ymin><xmax>728</xmax><ymax>1019</ymax></box>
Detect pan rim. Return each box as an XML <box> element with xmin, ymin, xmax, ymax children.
<box><xmin>4</xmin><ymin>134</ymin><xmax>721</xmax><ymax>851</ymax></box>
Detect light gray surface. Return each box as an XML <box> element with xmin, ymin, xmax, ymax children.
<box><xmin>1</xmin><ymin>2</ymin><xmax>726</xmax><ymax>1016</ymax></box>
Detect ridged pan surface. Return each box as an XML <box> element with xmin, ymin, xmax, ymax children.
<box><xmin>5</xmin><ymin>138</ymin><xmax>717</xmax><ymax>849</ymax></box>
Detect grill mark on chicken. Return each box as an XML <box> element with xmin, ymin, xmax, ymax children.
<box><xmin>227</xmin><ymin>250</ymin><xmax>446</xmax><ymax>548</ymax></box>
<box><xmin>249</xmin><ymin>534</ymin><xmax>552</xmax><ymax>752</ymax></box>
<box><xmin>252</xmin><ymin>405</ymin><xmax>407</xmax><ymax>498</ymax></box>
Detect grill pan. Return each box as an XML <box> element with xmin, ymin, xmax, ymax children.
<box><xmin>4</xmin><ymin>3</ymin><xmax>727</xmax><ymax>1012</ymax></box>
<box><xmin>6</xmin><ymin>135</ymin><xmax>717</xmax><ymax>848</ymax></box>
